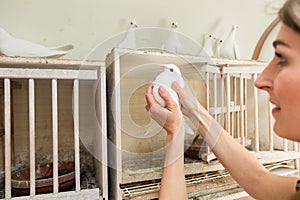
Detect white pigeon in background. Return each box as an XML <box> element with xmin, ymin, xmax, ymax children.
<box><xmin>118</xmin><ymin>21</ymin><xmax>138</xmax><ymax>49</ymax></box>
<box><xmin>151</xmin><ymin>64</ymin><xmax>194</xmax><ymax>135</ymax></box>
<box><xmin>213</xmin><ymin>36</ymin><xmax>223</xmax><ymax>58</ymax></box>
<box><xmin>0</xmin><ymin>26</ymin><xmax>73</xmax><ymax>58</ymax></box>
<box><xmin>219</xmin><ymin>25</ymin><xmax>240</xmax><ymax>59</ymax></box>
<box><xmin>162</xmin><ymin>22</ymin><xmax>184</xmax><ymax>54</ymax></box>
<box><xmin>200</xmin><ymin>34</ymin><xmax>215</xmax><ymax>57</ymax></box>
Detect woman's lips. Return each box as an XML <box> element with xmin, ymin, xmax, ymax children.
<box><xmin>272</xmin><ymin>106</ymin><xmax>281</xmax><ymax>115</ymax></box>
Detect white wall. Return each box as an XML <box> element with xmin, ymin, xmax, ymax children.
<box><xmin>0</xmin><ymin>0</ymin><xmax>282</xmax><ymax>61</ymax></box>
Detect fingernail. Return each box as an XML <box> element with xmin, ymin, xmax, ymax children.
<box><xmin>172</xmin><ymin>82</ymin><xmax>178</xmax><ymax>89</ymax></box>
<box><xmin>159</xmin><ymin>86</ymin><xmax>165</xmax><ymax>93</ymax></box>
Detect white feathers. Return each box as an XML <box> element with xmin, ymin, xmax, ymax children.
<box><xmin>153</xmin><ymin>64</ymin><xmax>184</xmax><ymax>107</ymax></box>
<box><xmin>201</xmin><ymin>34</ymin><xmax>214</xmax><ymax>57</ymax></box>
<box><xmin>213</xmin><ymin>37</ymin><xmax>223</xmax><ymax>58</ymax></box>
<box><xmin>152</xmin><ymin>64</ymin><xmax>194</xmax><ymax>135</ymax></box>
<box><xmin>200</xmin><ymin>34</ymin><xmax>223</xmax><ymax>58</ymax></box>
<box><xmin>219</xmin><ymin>25</ymin><xmax>240</xmax><ymax>59</ymax></box>
<box><xmin>118</xmin><ymin>21</ymin><xmax>138</xmax><ymax>49</ymax></box>
<box><xmin>0</xmin><ymin>26</ymin><xmax>73</xmax><ymax>58</ymax></box>
<box><xmin>162</xmin><ymin>22</ymin><xmax>184</xmax><ymax>54</ymax></box>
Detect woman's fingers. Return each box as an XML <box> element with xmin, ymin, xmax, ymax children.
<box><xmin>145</xmin><ymin>83</ymin><xmax>156</xmax><ymax>107</ymax></box>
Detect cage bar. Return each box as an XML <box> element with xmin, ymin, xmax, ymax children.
<box><xmin>29</xmin><ymin>79</ymin><xmax>36</xmax><ymax>197</ymax></box>
<box><xmin>4</xmin><ymin>78</ymin><xmax>11</xmax><ymax>199</ymax></box>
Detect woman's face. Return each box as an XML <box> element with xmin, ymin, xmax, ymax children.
<box><xmin>254</xmin><ymin>23</ymin><xmax>300</xmax><ymax>142</ymax></box>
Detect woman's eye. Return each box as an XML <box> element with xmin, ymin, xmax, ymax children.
<box><xmin>275</xmin><ymin>52</ymin><xmax>287</xmax><ymax>66</ymax></box>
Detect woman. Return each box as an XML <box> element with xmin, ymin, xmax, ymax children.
<box><xmin>145</xmin><ymin>0</ymin><xmax>300</xmax><ymax>199</ymax></box>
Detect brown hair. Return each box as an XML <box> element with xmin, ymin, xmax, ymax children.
<box><xmin>279</xmin><ymin>0</ymin><xmax>300</xmax><ymax>34</ymax></box>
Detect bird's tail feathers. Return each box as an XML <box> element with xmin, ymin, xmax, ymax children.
<box><xmin>45</xmin><ymin>50</ymin><xmax>68</xmax><ymax>58</ymax></box>
<box><xmin>48</xmin><ymin>44</ymin><xmax>74</xmax><ymax>51</ymax></box>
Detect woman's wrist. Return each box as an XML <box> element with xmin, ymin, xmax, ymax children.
<box><xmin>166</xmin><ymin>122</ymin><xmax>184</xmax><ymax>144</ymax></box>
<box><xmin>187</xmin><ymin>104</ymin><xmax>209</xmax><ymax>128</ymax></box>
<box><xmin>164</xmin><ymin>124</ymin><xmax>185</xmax><ymax>166</ymax></box>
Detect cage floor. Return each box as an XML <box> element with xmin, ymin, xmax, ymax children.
<box><xmin>121</xmin><ymin>151</ymin><xmax>300</xmax><ymax>184</ymax></box>
<box><xmin>120</xmin><ymin>160</ymin><xmax>299</xmax><ymax>200</ymax></box>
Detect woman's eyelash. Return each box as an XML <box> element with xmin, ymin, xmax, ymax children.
<box><xmin>275</xmin><ymin>52</ymin><xmax>287</xmax><ymax>64</ymax></box>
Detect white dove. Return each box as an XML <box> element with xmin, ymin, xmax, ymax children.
<box><xmin>213</xmin><ymin>36</ymin><xmax>223</xmax><ymax>58</ymax></box>
<box><xmin>200</xmin><ymin>34</ymin><xmax>215</xmax><ymax>57</ymax></box>
<box><xmin>152</xmin><ymin>64</ymin><xmax>194</xmax><ymax>135</ymax></box>
<box><xmin>162</xmin><ymin>22</ymin><xmax>184</xmax><ymax>54</ymax></box>
<box><xmin>118</xmin><ymin>21</ymin><xmax>138</xmax><ymax>49</ymax></box>
<box><xmin>219</xmin><ymin>25</ymin><xmax>240</xmax><ymax>59</ymax></box>
<box><xmin>0</xmin><ymin>26</ymin><xmax>73</xmax><ymax>58</ymax></box>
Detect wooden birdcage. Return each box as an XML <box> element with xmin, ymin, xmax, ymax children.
<box><xmin>106</xmin><ymin>48</ymin><xmax>300</xmax><ymax>200</ymax></box>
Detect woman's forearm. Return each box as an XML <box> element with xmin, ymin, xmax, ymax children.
<box><xmin>159</xmin><ymin>154</ymin><xmax>188</xmax><ymax>200</ymax></box>
<box><xmin>159</xmin><ymin>124</ymin><xmax>188</xmax><ymax>200</ymax></box>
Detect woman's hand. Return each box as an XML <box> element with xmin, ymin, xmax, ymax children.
<box><xmin>171</xmin><ymin>81</ymin><xmax>203</xmax><ymax>118</ymax></box>
<box><xmin>145</xmin><ymin>83</ymin><xmax>182</xmax><ymax>142</ymax></box>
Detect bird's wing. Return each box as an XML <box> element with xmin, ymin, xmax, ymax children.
<box><xmin>234</xmin><ymin>44</ymin><xmax>240</xmax><ymax>59</ymax></box>
<box><xmin>118</xmin><ymin>29</ymin><xmax>136</xmax><ymax>49</ymax></box>
<box><xmin>154</xmin><ymin>71</ymin><xmax>173</xmax><ymax>87</ymax></box>
<box><xmin>202</xmin><ymin>35</ymin><xmax>214</xmax><ymax>57</ymax></box>
<box><xmin>163</xmin><ymin>31</ymin><xmax>184</xmax><ymax>54</ymax></box>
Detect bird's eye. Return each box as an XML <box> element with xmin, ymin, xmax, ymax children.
<box><xmin>170</xmin><ymin>68</ymin><xmax>174</xmax><ymax>72</ymax></box>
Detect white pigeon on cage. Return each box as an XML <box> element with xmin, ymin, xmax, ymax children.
<box><xmin>147</xmin><ymin>63</ymin><xmax>194</xmax><ymax>135</ymax></box>
<box><xmin>200</xmin><ymin>34</ymin><xmax>215</xmax><ymax>57</ymax></box>
<box><xmin>162</xmin><ymin>22</ymin><xmax>184</xmax><ymax>54</ymax></box>
<box><xmin>118</xmin><ymin>21</ymin><xmax>138</xmax><ymax>49</ymax></box>
<box><xmin>0</xmin><ymin>26</ymin><xmax>73</xmax><ymax>58</ymax></box>
<box><xmin>213</xmin><ymin>36</ymin><xmax>223</xmax><ymax>58</ymax></box>
<box><xmin>219</xmin><ymin>25</ymin><xmax>240</xmax><ymax>59</ymax></box>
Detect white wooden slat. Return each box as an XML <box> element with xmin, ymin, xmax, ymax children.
<box><xmin>232</xmin><ymin>77</ymin><xmax>237</xmax><ymax>138</ymax></box>
<box><xmin>201</xmin><ymin>65</ymin><xmax>220</xmax><ymax>74</ymax></box>
<box><xmin>52</xmin><ymin>79</ymin><xmax>59</xmax><ymax>194</ymax></box>
<box><xmin>2</xmin><ymin>188</ymin><xmax>100</xmax><ymax>200</ymax></box>
<box><xmin>209</xmin><ymin>105</ymin><xmax>246</xmax><ymax>115</ymax></box>
<box><xmin>295</xmin><ymin>159</ymin><xmax>300</xmax><ymax>171</ymax></box>
<box><xmin>205</xmin><ymin>72</ymin><xmax>211</xmax><ymax>154</ymax></box>
<box><xmin>253</xmin><ymin>74</ymin><xmax>259</xmax><ymax>152</ymax></box>
<box><xmin>213</xmin><ymin>73</ymin><xmax>217</xmax><ymax>120</ymax></box>
<box><xmin>225</xmin><ymin>73</ymin><xmax>252</xmax><ymax>79</ymax></box>
<box><xmin>4</xmin><ymin>78</ymin><xmax>11</xmax><ymax>199</ymax></box>
<box><xmin>294</xmin><ymin>143</ymin><xmax>299</xmax><ymax>170</ymax></box>
<box><xmin>244</xmin><ymin>80</ymin><xmax>248</xmax><ymax>139</ymax></box>
<box><xmin>115</xmin><ymin>53</ymin><xmax>124</xmax><ymax>196</ymax></box>
<box><xmin>294</xmin><ymin>142</ymin><xmax>298</xmax><ymax>151</ymax></box>
<box><xmin>205</xmin><ymin>72</ymin><xmax>210</xmax><ymax>110</ymax></box>
<box><xmin>268</xmin><ymin>102</ymin><xmax>274</xmax><ymax>151</ymax></box>
<box><xmin>220</xmin><ymin>74</ymin><xmax>225</xmax><ymax>125</ymax></box>
<box><xmin>98</xmin><ymin>67</ymin><xmax>108</xmax><ymax>199</ymax></box>
<box><xmin>0</xmin><ymin>56</ymin><xmax>104</xmax><ymax>69</ymax></box>
<box><xmin>222</xmin><ymin>66</ymin><xmax>264</xmax><ymax>74</ymax></box>
<box><xmin>0</xmin><ymin>68</ymin><xmax>97</xmax><ymax>80</ymax></box>
<box><xmin>73</xmin><ymin>79</ymin><xmax>81</xmax><ymax>192</ymax></box>
<box><xmin>283</xmin><ymin>139</ymin><xmax>288</xmax><ymax>152</ymax></box>
<box><xmin>29</xmin><ymin>79</ymin><xmax>36</xmax><ymax>196</ymax></box>
<box><xmin>297</xmin><ymin>143</ymin><xmax>300</xmax><ymax>170</ymax></box>
<box><xmin>226</xmin><ymin>74</ymin><xmax>231</xmax><ymax>134</ymax></box>
<box><xmin>239</xmin><ymin>74</ymin><xmax>245</xmax><ymax>146</ymax></box>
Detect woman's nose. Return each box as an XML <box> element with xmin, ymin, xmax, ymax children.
<box><xmin>254</xmin><ymin>66</ymin><xmax>273</xmax><ymax>91</ymax></box>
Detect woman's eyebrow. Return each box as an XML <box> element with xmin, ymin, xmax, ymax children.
<box><xmin>273</xmin><ymin>40</ymin><xmax>290</xmax><ymax>48</ymax></box>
